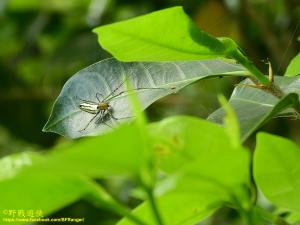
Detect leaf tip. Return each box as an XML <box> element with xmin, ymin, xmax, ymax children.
<box><xmin>218</xmin><ymin>95</ymin><xmax>240</xmax><ymax>147</ymax></box>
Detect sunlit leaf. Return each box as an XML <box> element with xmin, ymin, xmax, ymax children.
<box><xmin>38</xmin><ymin>123</ymin><xmax>145</xmax><ymax>178</ymax></box>
<box><xmin>218</xmin><ymin>95</ymin><xmax>240</xmax><ymax>148</ymax></box>
<box><xmin>8</xmin><ymin>0</ymin><xmax>89</xmax><ymax>12</ymax></box>
<box><xmin>254</xmin><ymin>133</ymin><xmax>300</xmax><ymax>213</ymax></box>
<box><xmin>117</xmin><ymin>191</ymin><xmax>220</xmax><ymax>225</ymax></box>
<box><xmin>149</xmin><ymin>116</ymin><xmax>249</xmax><ymax>198</ymax></box>
<box><xmin>119</xmin><ymin>116</ymin><xmax>250</xmax><ymax>225</ymax></box>
<box><xmin>93</xmin><ymin>7</ymin><xmax>238</xmax><ymax>61</ymax></box>
<box><xmin>0</xmin><ymin>153</ymin><xmax>90</xmax><ymax>222</ymax></box>
<box><xmin>0</xmin><ymin>123</ymin><xmax>148</xmax><ymax>224</ymax></box>
<box><xmin>285</xmin><ymin>52</ymin><xmax>300</xmax><ymax>77</ymax></box>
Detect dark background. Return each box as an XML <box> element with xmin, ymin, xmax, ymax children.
<box><xmin>0</xmin><ymin>0</ymin><xmax>300</xmax><ymax>224</ymax></box>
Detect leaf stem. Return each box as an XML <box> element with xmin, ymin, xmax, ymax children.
<box><xmin>145</xmin><ymin>187</ymin><xmax>165</xmax><ymax>225</ymax></box>
<box><xmin>229</xmin><ymin>50</ymin><xmax>270</xmax><ymax>85</ymax></box>
<box><xmin>231</xmin><ymin>194</ymin><xmax>256</xmax><ymax>225</ymax></box>
<box><xmin>85</xmin><ymin>179</ymin><xmax>149</xmax><ymax>225</ymax></box>
<box><xmin>237</xmin><ymin>205</ymin><xmax>255</xmax><ymax>225</ymax></box>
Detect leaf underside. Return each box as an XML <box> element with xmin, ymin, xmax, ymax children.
<box><xmin>208</xmin><ymin>76</ymin><xmax>300</xmax><ymax>141</ymax></box>
<box><xmin>43</xmin><ymin>58</ymin><xmax>246</xmax><ymax>139</ymax></box>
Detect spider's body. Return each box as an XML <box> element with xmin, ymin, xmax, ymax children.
<box><xmin>79</xmin><ymin>102</ymin><xmax>110</xmax><ymax>114</ymax></box>
<box><xmin>77</xmin><ymin>96</ymin><xmax>115</xmax><ymax>131</ymax></box>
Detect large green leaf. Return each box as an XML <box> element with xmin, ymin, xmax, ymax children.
<box><xmin>149</xmin><ymin>116</ymin><xmax>250</xmax><ymax>198</ymax></box>
<box><xmin>119</xmin><ymin>116</ymin><xmax>250</xmax><ymax>225</ymax></box>
<box><xmin>117</xmin><ymin>191</ymin><xmax>220</xmax><ymax>225</ymax></box>
<box><xmin>93</xmin><ymin>6</ymin><xmax>270</xmax><ymax>85</ymax></box>
<box><xmin>0</xmin><ymin>123</ymin><xmax>147</xmax><ymax>224</ymax></box>
<box><xmin>285</xmin><ymin>52</ymin><xmax>300</xmax><ymax>76</ymax></box>
<box><xmin>93</xmin><ymin>7</ymin><xmax>238</xmax><ymax>61</ymax></box>
<box><xmin>0</xmin><ymin>152</ymin><xmax>91</xmax><ymax>223</ymax></box>
<box><xmin>208</xmin><ymin>76</ymin><xmax>300</xmax><ymax>141</ymax></box>
<box><xmin>39</xmin><ymin>123</ymin><xmax>144</xmax><ymax>178</ymax></box>
<box><xmin>254</xmin><ymin>133</ymin><xmax>300</xmax><ymax>213</ymax></box>
<box><xmin>43</xmin><ymin>58</ymin><xmax>246</xmax><ymax>139</ymax></box>
<box><xmin>2</xmin><ymin>115</ymin><xmax>251</xmax><ymax>225</ymax></box>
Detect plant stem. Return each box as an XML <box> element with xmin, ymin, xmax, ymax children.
<box><xmin>146</xmin><ymin>187</ymin><xmax>165</xmax><ymax>225</ymax></box>
<box><xmin>237</xmin><ymin>205</ymin><xmax>255</xmax><ymax>225</ymax></box>
<box><xmin>229</xmin><ymin>49</ymin><xmax>270</xmax><ymax>85</ymax></box>
<box><xmin>231</xmin><ymin>194</ymin><xmax>256</xmax><ymax>225</ymax></box>
<box><xmin>85</xmin><ymin>179</ymin><xmax>149</xmax><ymax>225</ymax></box>
<box><xmin>108</xmin><ymin>201</ymin><xmax>149</xmax><ymax>225</ymax></box>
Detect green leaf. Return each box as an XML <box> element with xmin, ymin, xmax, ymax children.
<box><xmin>117</xmin><ymin>191</ymin><xmax>220</xmax><ymax>225</ymax></box>
<box><xmin>218</xmin><ymin>95</ymin><xmax>240</xmax><ymax>148</ymax></box>
<box><xmin>93</xmin><ymin>7</ymin><xmax>269</xmax><ymax>85</ymax></box>
<box><xmin>0</xmin><ymin>151</ymin><xmax>37</xmax><ymax>180</ymax></box>
<box><xmin>208</xmin><ymin>76</ymin><xmax>300</xmax><ymax>142</ymax></box>
<box><xmin>285</xmin><ymin>211</ymin><xmax>300</xmax><ymax>224</ymax></box>
<box><xmin>43</xmin><ymin>58</ymin><xmax>246</xmax><ymax>139</ymax></box>
<box><xmin>0</xmin><ymin>152</ymin><xmax>91</xmax><ymax>221</ymax></box>
<box><xmin>8</xmin><ymin>0</ymin><xmax>89</xmax><ymax>12</ymax></box>
<box><xmin>150</xmin><ymin>116</ymin><xmax>250</xmax><ymax>198</ymax></box>
<box><xmin>254</xmin><ymin>133</ymin><xmax>300</xmax><ymax>213</ymax></box>
<box><xmin>119</xmin><ymin>116</ymin><xmax>250</xmax><ymax>225</ymax></box>
<box><xmin>38</xmin><ymin>123</ymin><xmax>145</xmax><ymax>178</ymax></box>
<box><xmin>93</xmin><ymin>7</ymin><xmax>238</xmax><ymax>61</ymax></box>
<box><xmin>0</xmin><ymin>124</ymin><xmax>148</xmax><ymax>224</ymax></box>
<box><xmin>285</xmin><ymin>52</ymin><xmax>300</xmax><ymax>76</ymax></box>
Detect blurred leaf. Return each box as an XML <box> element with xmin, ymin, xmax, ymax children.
<box><xmin>0</xmin><ymin>123</ymin><xmax>148</xmax><ymax>224</ymax></box>
<box><xmin>0</xmin><ymin>152</ymin><xmax>37</xmax><ymax>180</ymax></box>
<box><xmin>86</xmin><ymin>0</ymin><xmax>111</xmax><ymax>26</ymax></box>
<box><xmin>285</xmin><ymin>211</ymin><xmax>300</xmax><ymax>224</ymax></box>
<box><xmin>117</xmin><ymin>192</ymin><xmax>220</xmax><ymax>225</ymax></box>
<box><xmin>39</xmin><ymin>123</ymin><xmax>145</xmax><ymax>178</ymax></box>
<box><xmin>93</xmin><ymin>7</ymin><xmax>238</xmax><ymax>61</ymax></box>
<box><xmin>7</xmin><ymin>0</ymin><xmax>90</xmax><ymax>12</ymax></box>
<box><xmin>208</xmin><ymin>77</ymin><xmax>300</xmax><ymax>141</ymax></box>
<box><xmin>285</xmin><ymin>52</ymin><xmax>300</xmax><ymax>76</ymax></box>
<box><xmin>120</xmin><ymin>116</ymin><xmax>250</xmax><ymax>225</ymax></box>
<box><xmin>254</xmin><ymin>133</ymin><xmax>300</xmax><ymax>213</ymax></box>
<box><xmin>150</xmin><ymin>116</ymin><xmax>249</xmax><ymax>199</ymax></box>
<box><xmin>0</xmin><ymin>152</ymin><xmax>91</xmax><ymax>221</ymax></box>
<box><xmin>43</xmin><ymin>58</ymin><xmax>246</xmax><ymax>139</ymax></box>
<box><xmin>1</xmin><ymin>115</ymin><xmax>251</xmax><ymax>225</ymax></box>
<box><xmin>218</xmin><ymin>95</ymin><xmax>240</xmax><ymax>148</ymax></box>
<box><xmin>0</xmin><ymin>174</ymin><xmax>91</xmax><ymax>221</ymax></box>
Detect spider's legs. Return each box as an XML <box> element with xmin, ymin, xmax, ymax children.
<box><xmin>96</xmin><ymin>110</ymin><xmax>114</xmax><ymax>129</ymax></box>
<box><xmin>79</xmin><ymin>112</ymin><xmax>99</xmax><ymax>132</ymax></box>
<box><xmin>102</xmin><ymin>79</ymin><xmax>127</xmax><ymax>102</ymax></box>
<box><xmin>96</xmin><ymin>92</ymin><xmax>105</xmax><ymax>102</ymax></box>
<box><xmin>107</xmin><ymin>111</ymin><xmax>132</xmax><ymax>124</ymax></box>
<box><xmin>75</xmin><ymin>95</ymin><xmax>98</xmax><ymax>104</ymax></box>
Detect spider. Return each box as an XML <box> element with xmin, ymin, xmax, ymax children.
<box><xmin>77</xmin><ymin>81</ymin><xmax>165</xmax><ymax>131</ymax></box>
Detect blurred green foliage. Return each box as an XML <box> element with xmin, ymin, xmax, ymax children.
<box><xmin>0</xmin><ymin>0</ymin><xmax>300</xmax><ymax>224</ymax></box>
<box><xmin>1</xmin><ymin>0</ymin><xmax>299</xmax><ymax>152</ymax></box>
